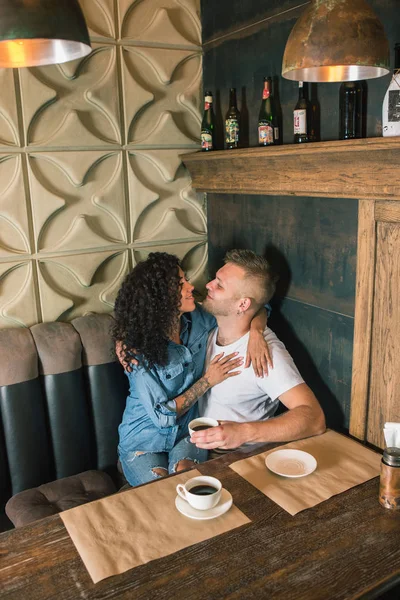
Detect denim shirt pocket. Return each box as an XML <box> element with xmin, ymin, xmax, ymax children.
<box><xmin>187</xmin><ymin>333</ymin><xmax>208</xmax><ymax>380</ymax></box>
<box><xmin>158</xmin><ymin>361</ymin><xmax>185</xmax><ymax>395</ymax></box>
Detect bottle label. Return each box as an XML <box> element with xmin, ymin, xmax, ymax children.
<box><xmin>274</xmin><ymin>127</ymin><xmax>279</xmax><ymax>141</ymax></box>
<box><xmin>204</xmin><ymin>101</ymin><xmax>210</xmax><ymax>110</ymax></box>
<box><xmin>262</xmin><ymin>89</ymin><xmax>270</xmax><ymax>100</ymax></box>
<box><xmin>294</xmin><ymin>109</ymin><xmax>307</xmax><ymax>134</ymax></box>
<box><xmin>258</xmin><ymin>124</ymin><xmax>273</xmax><ymax>145</ymax></box>
<box><xmin>201</xmin><ymin>131</ymin><xmax>213</xmax><ymax>150</ymax></box>
<box><xmin>388</xmin><ymin>90</ymin><xmax>400</xmax><ymax>122</ymax></box>
<box><xmin>205</xmin><ymin>95</ymin><xmax>213</xmax><ymax>104</ymax></box>
<box><xmin>225</xmin><ymin>118</ymin><xmax>239</xmax><ymax>144</ymax></box>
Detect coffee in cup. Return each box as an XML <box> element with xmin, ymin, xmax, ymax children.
<box><xmin>176</xmin><ymin>476</ymin><xmax>222</xmax><ymax>510</ymax></box>
<box><xmin>189</xmin><ymin>417</ymin><xmax>219</xmax><ymax>437</ymax></box>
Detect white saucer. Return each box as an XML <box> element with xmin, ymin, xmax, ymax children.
<box><xmin>265</xmin><ymin>449</ymin><xmax>317</xmax><ymax>478</ymax></box>
<box><xmin>175</xmin><ymin>488</ymin><xmax>233</xmax><ymax>520</ymax></box>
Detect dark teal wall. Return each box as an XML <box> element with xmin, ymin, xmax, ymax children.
<box><xmin>202</xmin><ymin>0</ymin><xmax>400</xmax><ymax>429</ymax></box>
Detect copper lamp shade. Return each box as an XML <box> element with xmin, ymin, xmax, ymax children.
<box><xmin>0</xmin><ymin>0</ymin><xmax>91</xmax><ymax>68</ymax></box>
<box><xmin>282</xmin><ymin>0</ymin><xmax>390</xmax><ymax>82</ymax></box>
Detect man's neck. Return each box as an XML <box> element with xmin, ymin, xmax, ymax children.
<box><xmin>215</xmin><ymin>315</ymin><xmax>251</xmax><ymax>346</ymax></box>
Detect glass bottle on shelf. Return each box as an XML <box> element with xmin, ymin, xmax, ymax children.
<box><xmin>309</xmin><ymin>83</ymin><xmax>321</xmax><ymax>142</ymax></box>
<box><xmin>382</xmin><ymin>43</ymin><xmax>400</xmax><ymax>137</ymax></box>
<box><xmin>225</xmin><ymin>88</ymin><xmax>240</xmax><ymax>149</ymax></box>
<box><xmin>272</xmin><ymin>77</ymin><xmax>283</xmax><ymax>145</ymax></box>
<box><xmin>258</xmin><ymin>77</ymin><xmax>274</xmax><ymax>146</ymax></box>
<box><xmin>293</xmin><ymin>81</ymin><xmax>310</xmax><ymax>143</ymax></box>
<box><xmin>200</xmin><ymin>91</ymin><xmax>215</xmax><ymax>151</ymax></box>
<box><xmin>339</xmin><ymin>81</ymin><xmax>365</xmax><ymax>140</ymax></box>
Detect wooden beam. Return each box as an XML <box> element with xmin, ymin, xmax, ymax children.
<box><xmin>182</xmin><ymin>137</ymin><xmax>400</xmax><ymax>200</ymax></box>
<box><xmin>349</xmin><ymin>200</ymin><xmax>376</xmax><ymax>441</ymax></box>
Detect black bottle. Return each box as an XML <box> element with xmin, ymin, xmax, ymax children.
<box><xmin>258</xmin><ymin>77</ymin><xmax>274</xmax><ymax>146</ymax></box>
<box><xmin>200</xmin><ymin>91</ymin><xmax>215</xmax><ymax>151</ymax></box>
<box><xmin>339</xmin><ymin>81</ymin><xmax>365</xmax><ymax>140</ymax></box>
<box><xmin>309</xmin><ymin>83</ymin><xmax>321</xmax><ymax>142</ymax></box>
<box><xmin>225</xmin><ymin>88</ymin><xmax>240</xmax><ymax>149</ymax></box>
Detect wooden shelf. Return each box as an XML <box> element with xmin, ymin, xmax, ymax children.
<box><xmin>181</xmin><ymin>136</ymin><xmax>400</xmax><ymax>201</ymax></box>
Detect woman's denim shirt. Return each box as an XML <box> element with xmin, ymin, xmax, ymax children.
<box><xmin>118</xmin><ymin>305</ymin><xmax>216</xmax><ymax>455</ymax></box>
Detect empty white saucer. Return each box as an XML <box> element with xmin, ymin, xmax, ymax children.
<box><xmin>265</xmin><ymin>449</ymin><xmax>317</xmax><ymax>478</ymax></box>
<box><xmin>175</xmin><ymin>488</ymin><xmax>233</xmax><ymax>520</ymax></box>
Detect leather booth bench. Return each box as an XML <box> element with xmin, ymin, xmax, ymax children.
<box><xmin>0</xmin><ymin>314</ymin><xmax>128</xmax><ymax>531</ymax></box>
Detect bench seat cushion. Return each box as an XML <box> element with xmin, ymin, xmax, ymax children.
<box><xmin>5</xmin><ymin>470</ymin><xmax>116</xmax><ymax>528</ymax></box>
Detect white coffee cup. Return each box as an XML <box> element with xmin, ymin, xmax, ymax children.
<box><xmin>189</xmin><ymin>417</ymin><xmax>219</xmax><ymax>436</ymax></box>
<box><xmin>176</xmin><ymin>476</ymin><xmax>222</xmax><ymax>510</ymax></box>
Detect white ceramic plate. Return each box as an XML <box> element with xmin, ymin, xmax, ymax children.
<box><xmin>175</xmin><ymin>488</ymin><xmax>233</xmax><ymax>520</ymax></box>
<box><xmin>265</xmin><ymin>449</ymin><xmax>317</xmax><ymax>478</ymax></box>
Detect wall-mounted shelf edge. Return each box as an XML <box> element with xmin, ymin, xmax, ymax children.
<box><xmin>181</xmin><ymin>137</ymin><xmax>400</xmax><ymax>201</ymax></box>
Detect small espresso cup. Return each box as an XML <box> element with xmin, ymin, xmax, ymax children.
<box><xmin>176</xmin><ymin>476</ymin><xmax>222</xmax><ymax>510</ymax></box>
<box><xmin>189</xmin><ymin>417</ymin><xmax>219</xmax><ymax>436</ymax></box>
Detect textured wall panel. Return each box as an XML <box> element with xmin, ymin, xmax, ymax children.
<box><xmin>0</xmin><ymin>155</ymin><xmax>30</xmax><ymax>256</ymax></box>
<box><xmin>0</xmin><ymin>0</ymin><xmax>204</xmax><ymax>329</ymax></box>
<box><xmin>0</xmin><ymin>262</ymin><xmax>38</xmax><ymax>327</ymax></box>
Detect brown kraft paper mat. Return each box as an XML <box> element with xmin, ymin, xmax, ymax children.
<box><xmin>61</xmin><ymin>468</ymin><xmax>250</xmax><ymax>583</ymax></box>
<box><xmin>229</xmin><ymin>430</ymin><xmax>381</xmax><ymax>516</ymax></box>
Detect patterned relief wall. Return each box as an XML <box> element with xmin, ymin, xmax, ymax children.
<box><xmin>0</xmin><ymin>0</ymin><xmax>205</xmax><ymax>328</ymax></box>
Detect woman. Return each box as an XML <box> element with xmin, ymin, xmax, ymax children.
<box><xmin>113</xmin><ymin>252</ymin><xmax>267</xmax><ymax>487</ymax></box>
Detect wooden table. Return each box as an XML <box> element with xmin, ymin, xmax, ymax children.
<box><xmin>1</xmin><ymin>444</ymin><xmax>400</xmax><ymax>600</ymax></box>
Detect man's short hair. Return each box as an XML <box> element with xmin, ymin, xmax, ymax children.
<box><xmin>224</xmin><ymin>249</ymin><xmax>277</xmax><ymax>307</ymax></box>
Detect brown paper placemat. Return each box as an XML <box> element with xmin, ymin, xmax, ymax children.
<box><xmin>61</xmin><ymin>469</ymin><xmax>250</xmax><ymax>583</ymax></box>
<box><xmin>229</xmin><ymin>430</ymin><xmax>381</xmax><ymax>516</ymax></box>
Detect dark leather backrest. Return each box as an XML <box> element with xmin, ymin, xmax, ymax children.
<box><xmin>0</xmin><ymin>314</ymin><xmax>127</xmax><ymax>527</ymax></box>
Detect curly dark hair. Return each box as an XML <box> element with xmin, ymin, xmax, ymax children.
<box><xmin>112</xmin><ymin>252</ymin><xmax>182</xmax><ymax>367</ymax></box>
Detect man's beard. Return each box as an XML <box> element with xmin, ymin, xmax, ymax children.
<box><xmin>203</xmin><ymin>296</ymin><xmax>234</xmax><ymax>317</ymax></box>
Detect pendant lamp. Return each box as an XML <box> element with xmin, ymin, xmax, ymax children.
<box><xmin>282</xmin><ymin>0</ymin><xmax>390</xmax><ymax>82</ymax></box>
<box><xmin>0</xmin><ymin>0</ymin><xmax>91</xmax><ymax>68</ymax></box>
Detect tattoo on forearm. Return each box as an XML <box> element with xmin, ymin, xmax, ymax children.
<box><xmin>178</xmin><ymin>376</ymin><xmax>211</xmax><ymax>414</ymax></box>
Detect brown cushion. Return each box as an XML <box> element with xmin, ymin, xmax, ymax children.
<box><xmin>5</xmin><ymin>470</ymin><xmax>116</xmax><ymax>528</ymax></box>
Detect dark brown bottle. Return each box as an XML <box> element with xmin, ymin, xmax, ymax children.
<box><xmin>201</xmin><ymin>91</ymin><xmax>215</xmax><ymax>151</ymax></box>
<box><xmin>309</xmin><ymin>83</ymin><xmax>320</xmax><ymax>142</ymax></box>
<box><xmin>293</xmin><ymin>81</ymin><xmax>310</xmax><ymax>143</ymax></box>
<box><xmin>339</xmin><ymin>81</ymin><xmax>365</xmax><ymax>140</ymax></box>
<box><xmin>225</xmin><ymin>88</ymin><xmax>240</xmax><ymax>149</ymax></box>
<box><xmin>258</xmin><ymin>77</ymin><xmax>274</xmax><ymax>146</ymax></box>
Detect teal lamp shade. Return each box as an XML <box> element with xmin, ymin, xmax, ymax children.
<box><xmin>0</xmin><ymin>0</ymin><xmax>91</xmax><ymax>68</ymax></box>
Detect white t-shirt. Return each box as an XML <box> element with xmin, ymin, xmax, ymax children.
<box><xmin>198</xmin><ymin>326</ymin><xmax>304</xmax><ymax>422</ymax></box>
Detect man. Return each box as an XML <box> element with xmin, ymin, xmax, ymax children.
<box><xmin>191</xmin><ymin>249</ymin><xmax>326</xmax><ymax>451</ymax></box>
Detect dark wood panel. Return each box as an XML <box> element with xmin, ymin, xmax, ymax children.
<box><xmin>202</xmin><ymin>0</ymin><xmax>303</xmax><ymax>48</ymax></box>
<box><xmin>182</xmin><ymin>138</ymin><xmax>400</xmax><ymax>200</ymax></box>
<box><xmin>270</xmin><ymin>299</ymin><xmax>354</xmax><ymax>430</ymax></box>
<box><xmin>207</xmin><ymin>193</ymin><xmax>357</xmax><ymax>317</ymax></box>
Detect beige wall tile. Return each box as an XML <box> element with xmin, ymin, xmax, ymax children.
<box><xmin>0</xmin><ymin>69</ymin><xmax>20</xmax><ymax>146</ymax></box>
<box><xmin>0</xmin><ymin>155</ymin><xmax>31</xmax><ymax>255</ymax></box>
<box><xmin>0</xmin><ymin>0</ymin><xmax>204</xmax><ymax>329</ymax></box>
<box><xmin>0</xmin><ymin>261</ymin><xmax>38</xmax><ymax>328</ymax></box>
<box><xmin>38</xmin><ymin>250</ymin><xmax>129</xmax><ymax>322</ymax></box>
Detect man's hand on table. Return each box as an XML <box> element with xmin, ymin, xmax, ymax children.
<box><xmin>191</xmin><ymin>421</ymin><xmax>250</xmax><ymax>450</ymax></box>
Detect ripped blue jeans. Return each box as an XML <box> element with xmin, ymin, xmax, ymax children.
<box><xmin>119</xmin><ymin>436</ymin><xmax>208</xmax><ymax>487</ymax></box>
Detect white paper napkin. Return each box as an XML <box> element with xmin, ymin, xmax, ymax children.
<box><xmin>383</xmin><ymin>422</ymin><xmax>400</xmax><ymax>448</ymax></box>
